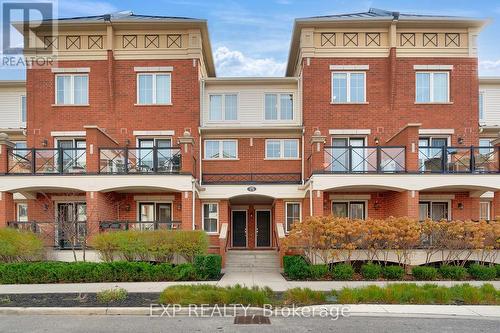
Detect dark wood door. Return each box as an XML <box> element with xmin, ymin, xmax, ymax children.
<box><xmin>256</xmin><ymin>211</ymin><xmax>271</xmax><ymax>247</ymax></box>
<box><xmin>232</xmin><ymin>211</ymin><xmax>247</xmax><ymax>247</ymax></box>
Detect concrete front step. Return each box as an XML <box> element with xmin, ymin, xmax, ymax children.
<box><xmin>225</xmin><ymin>250</ymin><xmax>280</xmax><ymax>273</ymax></box>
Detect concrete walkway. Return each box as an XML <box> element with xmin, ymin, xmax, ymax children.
<box><xmin>0</xmin><ymin>273</ymin><xmax>499</xmax><ymax>293</ymax></box>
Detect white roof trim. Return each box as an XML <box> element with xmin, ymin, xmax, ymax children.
<box><xmin>329</xmin><ymin>129</ymin><xmax>371</xmax><ymax>135</ymax></box>
<box><xmin>330</xmin><ymin>194</ymin><xmax>371</xmax><ymax>200</ymax></box>
<box><xmin>420</xmin><ymin>194</ymin><xmax>455</xmax><ymax>200</ymax></box>
<box><xmin>413</xmin><ymin>65</ymin><xmax>453</xmax><ymax>71</ymax></box>
<box><xmin>419</xmin><ymin>129</ymin><xmax>455</xmax><ymax>135</ymax></box>
<box><xmin>51</xmin><ymin>131</ymin><xmax>86</xmax><ymax>137</ymax></box>
<box><xmin>133</xmin><ymin>130</ymin><xmax>175</xmax><ymax>136</ymax></box>
<box><xmin>51</xmin><ymin>67</ymin><xmax>90</xmax><ymax>73</ymax></box>
<box><xmin>330</xmin><ymin>65</ymin><xmax>369</xmax><ymax>71</ymax></box>
<box><xmin>134</xmin><ymin>66</ymin><xmax>173</xmax><ymax>72</ymax></box>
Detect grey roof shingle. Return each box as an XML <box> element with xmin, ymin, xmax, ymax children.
<box><xmin>43</xmin><ymin>10</ymin><xmax>202</xmax><ymax>23</ymax></box>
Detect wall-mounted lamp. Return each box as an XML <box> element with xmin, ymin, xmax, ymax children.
<box><xmin>42</xmin><ymin>139</ymin><xmax>48</xmax><ymax>147</ymax></box>
<box><xmin>124</xmin><ymin>204</ymin><xmax>131</xmax><ymax>212</ymax></box>
<box><xmin>43</xmin><ymin>203</ymin><xmax>49</xmax><ymax>212</ymax></box>
<box><xmin>374</xmin><ymin>137</ymin><xmax>380</xmax><ymax>145</ymax></box>
<box><xmin>457</xmin><ymin>137</ymin><xmax>464</xmax><ymax>145</ymax></box>
<box><xmin>125</xmin><ymin>139</ymin><xmax>131</xmax><ymax>147</ymax></box>
<box><xmin>458</xmin><ymin>202</ymin><xmax>464</xmax><ymax>210</ymax></box>
<box><xmin>374</xmin><ymin>201</ymin><xmax>381</xmax><ymax>210</ymax></box>
<box><xmin>177</xmin><ymin>204</ymin><xmax>182</xmax><ymax>211</ymax></box>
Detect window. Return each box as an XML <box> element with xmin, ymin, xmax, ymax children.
<box><xmin>137</xmin><ymin>138</ymin><xmax>172</xmax><ymax>171</ymax></box>
<box><xmin>55</xmin><ymin>74</ymin><xmax>88</xmax><ymax>105</ymax></box>
<box><xmin>264</xmin><ymin>93</ymin><xmax>293</xmax><ymax>120</ymax></box>
<box><xmin>137</xmin><ymin>73</ymin><xmax>171</xmax><ymax>104</ymax></box>
<box><xmin>418</xmin><ymin>137</ymin><xmax>448</xmax><ymax>172</ymax></box>
<box><xmin>479</xmin><ymin>201</ymin><xmax>491</xmax><ymax>221</ymax></box>
<box><xmin>21</xmin><ymin>95</ymin><xmax>26</xmax><ymax>124</ymax></box>
<box><xmin>479</xmin><ymin>91</ymin><xmax>484</xmax><ymax>121</ymax></box>
<box><xmin>204</xmin><ymin>140</ymin><xmax>237</xmax><ymax>160</ymax></box>
<box><xmin>415</xmin><ymin>72</ymin><xmax>449</xmax><ymax>103</ymax></box>
<box><xmin>332</xmin><ymin>201</ymin><xmax>366</xmax><ymax>220</ymax></box>
<box><xmin>265</xmin><ymin>139</ymin><xmax>299</xmax><ymax>159</ymax></box>
<box><xmin>330</xmin><ymin>137</ymin><xmax>365</xmax><ymax>172</ymax></box>
<box><xmin>209</xmin><ymin>94</ymin><xmax>237</xmax><ymax>121</ymax></box>
<box><xmin>285</xmin><ymin>202</ymin><xmax>301</xmax><ymax>232</ymax></box>
<box><xmin>57</xmin><ymin>139</ymin><xmax>86</xmax><ymax>171</ymax></box>
<box><xmin>203</xmin><ymin>203</ymin><xmax>218</xmax><ymax>233</ymax></box>
<box><xmin>419</xmin><ymin>201</ymin><xmax>449</xmax><ymax>221</ymax></box>
<box><xmin>331</xmin><ymin>72</ymin><xmax>366</xmax><ymax>103</ymax></box>
<box><xmin>16</xmin><ymin>203</ymin><xmax>28</xmax><ymax>222</ymax></box>
<box><xmin>138</xmin><ymin>202</ymin><xmax>173</xmax><ymax>230</ymax></box>
<box><xmin>479</xmin><ymin>138</ymin><xmax>494</xmax><ymax>156</ymax></box>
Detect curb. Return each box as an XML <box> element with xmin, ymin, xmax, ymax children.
<box><xmin>1</xmin><ymin>305</ymin><xmax>499</xmax><ymax>319</ymax></box>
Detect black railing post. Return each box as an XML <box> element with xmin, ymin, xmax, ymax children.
<box><xmin>348</xmin><ymin>147</ymin><xmax>353</xmax><ymax>173</ymax></box>
<box><xmin>58</xmin><ymin>148</ymin><xmax>63</xmax><ymax>174</ymax></box>
<box><xmin>31</xmin><ymin>148</ymin><xmax>36</xmax><ymax>174</ymax></box>
<box><xmin>441</xmin><ymin>146</ymin><xmax>446</xmax><ymax>173</ymax></box>
<box><xmin>376</xmin><ymin>146</ymin><xmax>382</xmax><ymax>173</ymax></box>
<box><xmin>470</xmin><ymin>146</ymin><xmax>475</xmax><ymax>173</ymax></box>
<box><xmin>124</xmin><ymin>148</ymin><xmax>129</xmax><ymax>174</ymax></box>
<box><xmin>153</xmin><ymin>147</ymin><xmax>158</xmax><ymax>173</ymax></box>
<box><xmin>125</xmin><ymin>221</ymin><xmax>129</xmax><ymax>230</ymax></box>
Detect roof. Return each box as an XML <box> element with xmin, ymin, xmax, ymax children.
<box><xmin>479</xmin><ymin>76</ymin><xmax>500</xmax><ymax>84</ymax></box>
<box><xmin>0</xmin><ymin>80</ymin><xmax>26</xmax><ymax>87</ymax></box>
<box><xmin>286</xmin><ymin>7</ymin><xmax>488</xmax><ymax>76</ymax></box>
<box><xmin>40</xmin><ymin>11</ymin><xmax>203</xmax><ymax>24</ymax></box>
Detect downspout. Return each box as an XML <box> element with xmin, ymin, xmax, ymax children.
<box><xmin>192</xmin><ymin>179</ymin><xmax>196</xmax><ymax>230</ymax></box>
<box><xmin>309</xmin><ymin>180</ymin><xmax>313</xmax><ymax>216</ymax></box>
<box><xmin>301</xmin><ymin>127</ymin><xmax>305</xmax><ymax>184</ymax></box>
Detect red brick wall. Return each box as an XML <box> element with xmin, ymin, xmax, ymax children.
<box><xmin>302</xmin><ymin>56</ymin><xmax>479</xmax><ymax>161</ymax></box>
<box><xmin>0</xmin><ymin>192</ymin><xmax>14</xmax><ymax>227</ymax></box>
<box><xmin>202</xmin><ymin>138</ymin><xmax>302</xmax><ymax>177</ymax></box>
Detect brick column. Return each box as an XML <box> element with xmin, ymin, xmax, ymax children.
<box><xmin>312</xmin><ymin>190</ymin><xmax>325</xmax><ymax>217</ymax></box>
<box><xmin>0</xmin><ymin>192</ymin><xmax>14</xmax><ymax>228</ymax></box>
<box><xmin>0</xmin><ymin>133</ymin><xmax>15</xmax><ymax>174</ymax></box>
<box><xmin>84</xmin><ymin>126</ymin><xmax>119</xmax><ymax>174</ymax></box>
<box><xmin>309</xmin><ymin>129</ymin><xmax>326</xmax><ymax>176</ymax></box>
<box><xmin>86</xmin><ymin>191</ymin><xmax>117</xmax><ymax>238</ymax></box>
<box><xmin>181</xmin><ymin>191</ymin><xmax>194</xmax><ymax>230</ymax></box>
<box><xmin>386</xmin><ymin>123</ymin><xmax>421</xmax><ymax>172</ymax></box>
<box><xmin>491</xmin><ymin>192</ymin><xmax>500</xmax><ymax>220</ymax></box>
<box><xmin>386</xmin><ymin>190</ymin><xmax>420</xmax><ymax>219</ymax></box>
<box><xmin>178</xmin><ymin>129</ymin><xmax>196</xmax><ymax>177</ymax></box>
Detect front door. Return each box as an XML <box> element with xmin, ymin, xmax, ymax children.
<box><xmin>57</xmin><ymin>202</ymin><xmax>86</xmax><ymax>248</ymax></box>
<box><xmin>256</xmin><ymin>210</ymin><xmax>271</xmax><ymax>247</ymax></box>
<box><xmin>232</xmin><ymin>211</ymin><xmax>247</xmax><ymax>247</ymax></box>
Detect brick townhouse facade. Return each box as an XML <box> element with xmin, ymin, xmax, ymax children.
<box><xmin>0</xmin><ymin>8</ymin><xmax>499</xmax><ymax>266</ymax></box>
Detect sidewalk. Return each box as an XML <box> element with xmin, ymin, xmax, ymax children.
<box><xmin>0</xmin><ymin>272</ymin><xmax>499</xmax><ymax>293</ymax></box>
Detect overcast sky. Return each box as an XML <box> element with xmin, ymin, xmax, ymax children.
<box><xmin>1</xmin><ymin>0</ymin><xmax>500</xmax><ymax>79</ymax></box>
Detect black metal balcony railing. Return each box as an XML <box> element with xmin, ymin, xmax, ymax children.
<box><xmin>7</xmin><ymin>148</ymin><xmax>87</xmax><ymax>174</ymax></box>
<box><xmin>7</xmin><ymin>220</ymin><xmax>87</xmax><ymax>249</ymax></box>
<box><xmin>202</xmin><ymin>173</ymin><xmax>302</xmax><ymax>184</ymax></box>
<box><xmin>323</xmin><ymin>146</ymin><xmax>406</xmax><ymax>173</ymax></box>
<box><xmin>99</xmin><ymin>147</ymin><xmax>182</xmax><ymax>174</ymax></box>
<box><xmin>418</xmin><ymin>146</ymin><xmax>499</xmax><ymax>173</ymax></box>
<box><xmin>99</xmin><ymin>220</ymin><xmax>182</xmax><ymax>231</ymax></box>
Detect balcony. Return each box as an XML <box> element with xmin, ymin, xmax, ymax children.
<box><xmin>99</xmin><ymin>147</ymin><xmax>182</xmax><ymax>174</ymax></box>
<box><xmin>418</xmin><ymin>146</ymin><xmax>499</xmax><ymax>173</ymax></box>
<box><xmin>7</xmin><ymin>148</ymin><xmax>86</xmax><ymax>174</ymax></box>
<box><xmin>99</xmin><ymin>220</ymin><xmax>182</xmax><ymax>231</ymax></box>
<box><xmin>321</xmin><ymin>146</ymin><xmax>406</xmax><ymax>174</ymax></box>
<box><xmin>202</xmin><ymin>172</ymin><xmax>302</xmax><ymax>184</ymax></box>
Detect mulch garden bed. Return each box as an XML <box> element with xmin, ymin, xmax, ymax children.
<box><xmin>0</xmin><ymin>293</ymin><xmax>161</xmax><ymax>307</ymax></box>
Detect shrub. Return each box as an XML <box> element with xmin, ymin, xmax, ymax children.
<box><xmin>382</xmin><ymin>266</ymin><xmax>405</xmax><ymax>280</ymax></box>
<box><xmin>496</xmin><ymin>265</ymin><xmax>500</xmax><ymax>278</ymax></box>
<box><xmin>0</xmin><ymin>261</ymin><xmax>214</xmax><ymax>284</ymax></box>
<box><xmin>0</xmin><ymin>228</ymin><xmax>45</xmax><ymax>263</ymax></box>
<box><xmin>438</xmin><ymin>265</ymin><xmax>468</xmax><ymax>280</ymax></box>
<box><xmin>96</xmin><ymin>288</ymin><xmax>128</xmax><ymax>304</ymax></box>
<box><xmin>335</xmin><ymin>283</ymin><xmax>499</xmax><ymax>305</ymax></box>
<box><xmin>194</xmin><ymin>255</ymin><xmax>222</xmax><ymax>280</ymax></box>
<box><xmin>332</xmin><ymin>263</ymin><xmax>354</xmax><ymax>280</ymax></box>
<box><xmin>91</xmin><ymin>230</ymin><xmax>208</xmax><ymax>263</ymax></box>
<box><xmin>467</xmin><ymin>264</ymin><xmax>497</xmax><ymax>281</ymax></box>
<box><xmin>159</xmin><ymin>284</ymin><xmax>272</xmax><ymax>306</ymax></box>
<box><xmin>283</xmin><ymin>288</ymin><xmax>326</xmax><ymax>305</ymax></box>
<box><xmin>361</xmin><ymin>263</ymin><xmax>382</xmax><ymax>280</ymax></box>
<box><xmin>283</xmin><ymin>255</ymin><xmax>310</xmax><ymax>280</ymax></box>
<box><xmin>412</xmin><ymin>266</ymin><xmax>438</xmax><ymax>281</ymax></box>
<box><xmin>309</xmin><ymin>264</ymin><xmax>329</xmax><ymax>280</ymax></box>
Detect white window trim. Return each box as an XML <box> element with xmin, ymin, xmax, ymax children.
<box><xmin>419</xmin><ymin>200</ymin><xmax>452</xmax><ymax>221</ymax></box>
<box><xmin>415</xmin><ymin>71</ymin><xmax>450</xmax><ymax>103</ymax></box>
<box><xmin>208</xmin><ymin>93</ymin><xmax>239</xmax><ymax>122</ymax></box>
<box><xmin>265</xmin><ymin>139</ymin><xmax>300</xmax><ymax>160</ymax></box>
<box><xmin>479</xmin><ymin>201</ymin><xmax>491</xmax><ymax>221</ymax></box>
<box><xmin>202</xmin><ymin>202</ymin><xmax>219</xmax><ymax>234</ymax></box>
<box><xmin>136</xmin><ymin>201</ymin><xmax>175</xmax><ymax>222</ymax></box>
<box><xmin>20</xmin><ymin>95</ymin><xmax>26</xmax><ymax>126</ymax></box>
<box><xmin>331</xmin><ymin>71</ymin><xmax>367</xmax><ymax>104</ymax></box>
<box><xmin>418</xmin><ymin>136</ymin><xmax>451</xmax><ymax>147</ymax></box>
<box><xmin>285</xmin><ymin>202</ymin><xmax>301</xmax><ymax>233</ymax></box>
<box><xmin>204</xmin><ymin>139</ymin><xmax>238</xmax><ymax>160</ymax></box>
<box><xmin>136</xmin><ymin>73</ymin><xmax>172</xmax><ymax>105</ymax></box>
<box><xmin>331</xmin><ymin>200</ymin><xmax>368</xmax><ymax>220</ymax></box>
<box><xmin>264</xmin><ymin>93</ymin><xmax>294</xmax><ymax>121</ymax></box>
<box><xmin>16</xmin><ymin>202</ymin><xmax>28</xmax><ymax>221</ymax></box>
<box><xmin>54</xmin><ymin>74</ymin><xmax>89</xmax><ymax>105</ymax></box>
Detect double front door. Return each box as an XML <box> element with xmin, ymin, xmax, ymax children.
<box><xmin>57</xmin><ymin>202</ymin><xmax>86</xmax><ymax>248</ymax></box>
<box><xmin>231</xmin><ymin>210</ymin><xmax>271</xmax><ymax>248</ymax></box>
